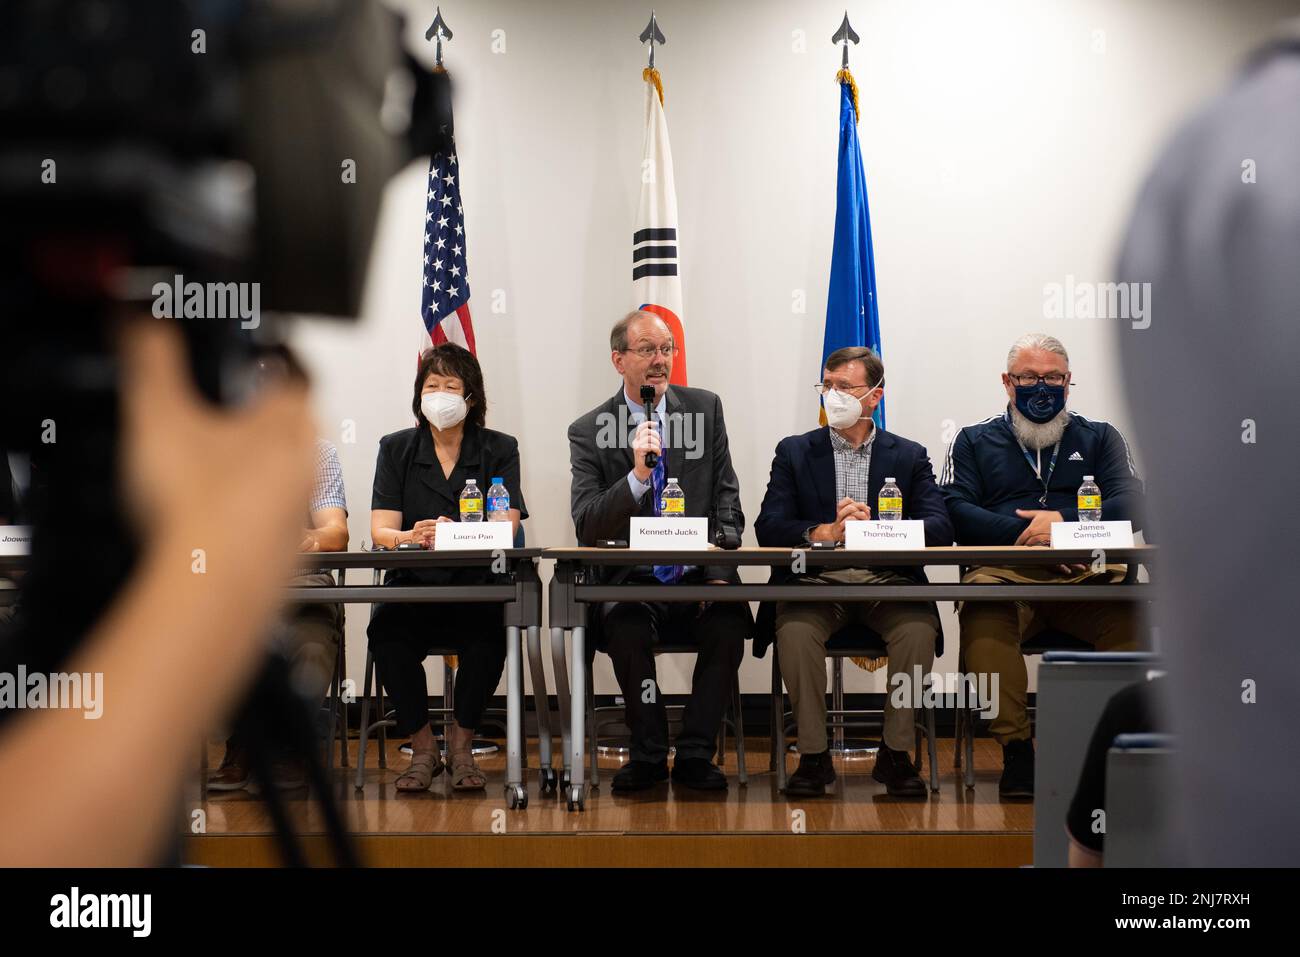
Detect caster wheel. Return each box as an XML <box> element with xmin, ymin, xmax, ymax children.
<box><xmin>539</xmin><ymin>768</ymin><xmax>557</xmax><ymax>795</ymax></box>
<box><xmin>560</xmin><ymin>771</ymin><xmax>571</xmax><ymax>791</ymax></box>
<box><xmin>566</xmin><ymin>785</ymin><xmax>585</xmax><ymax>811</ymax></box>
<box><xmin>506</xmin><ymin>784</ymin><xmax>527</xmax><ymax>810</ymax></box>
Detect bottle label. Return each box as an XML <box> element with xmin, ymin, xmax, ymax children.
<box><xmin>1078</xmin><ymin>495</ymin><xmax>1101</xmax><ymax>510</ymax></box>
<box><xmin>661</xmin><ymin>496</ymin><xmax>685</xmax><ymax>515</ymax></box>
<box><xmin>878</xmin><ymin>497</ymin><xmax>902</xmax><ymax>515</ymax></box>
<box><xmin>461</xmin><ymin>497</ymin><xmax>483</xmax><ymax>514</ymax></box>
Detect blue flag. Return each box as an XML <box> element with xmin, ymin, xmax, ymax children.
<box><xmin>821</xmin><ymin>76</ymin><xmax>884</xmax><ymax>428</ymax></box>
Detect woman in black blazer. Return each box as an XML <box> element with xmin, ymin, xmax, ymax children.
<box><xmin>368</xmin><ymin>344</ymin><xmax>527</xmax><ymax>792</ymax></box>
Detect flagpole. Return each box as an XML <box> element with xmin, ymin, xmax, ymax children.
<box><xmin>640</xmin><ymin>11</ymin><xmax>667</xmax><ymax>104</ymax></box>
<box><xmin>832</xmin><ymin>11</ymin><xmax>860</xmax><ymax>121</ymax></box>
<box><xmin>425</xmin><ymin>6</ymin><xmax>452</xmax><ymax>70</ymax></box>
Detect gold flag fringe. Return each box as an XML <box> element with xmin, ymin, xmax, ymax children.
<box><xmin>836</xmin><ymin>67</ymin><xmax>859</xmax><ymax>123</ymax></box>
<box><xmin>643</xmin><ymin>67</ymin><xmax>664</xmax><ymax>107</ymax></box>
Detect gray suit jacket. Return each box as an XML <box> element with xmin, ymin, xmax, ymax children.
<box><xmin>567</xmin><ymin>384</ymin><xmax>745</xmax><ymax>586</ymax></box>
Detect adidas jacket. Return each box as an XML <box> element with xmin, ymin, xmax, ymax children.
<box><xmin>939</xmin><ymin>409</ymin><xmax>1144</xmax><ymax>545</ymax></box>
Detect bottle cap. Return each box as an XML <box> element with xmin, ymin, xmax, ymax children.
<box><xmin>885</xmin><ymin>477</ymin><xmax>896</xmax><ymax>483</ymax></box>
<box><xmin>491</xmin><ymin>477</ymin><xmax>503</xmax><ymax>484</ymax></box>
<box><xmin>668</xmin><ymin>478</ymin><xmax>678</xmax><ymax>483</ymax></box>
<box><xmin>1083</xmin><ymin>475</ymin><xmax>1094</xmax><ymax>481</ymax></box>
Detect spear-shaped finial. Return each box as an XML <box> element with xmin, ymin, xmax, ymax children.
<box><xmin>832</xmin><ymin>12</ymin><xmax>861</xmax><ymax>121</ymax></box>
<box><xmin>831</xmin><ymin>11</ymin><xmax>859</xmax><ymax>70</ymax></box>
<box><xmin>640</xmin><ymin>10</ymin><xmax>667</xmax><ymax>70</ymax></box>
<box><xmin>426</xmin><ymin>6</ymin><xmax>453</xmax><ymax>68</ymax></box>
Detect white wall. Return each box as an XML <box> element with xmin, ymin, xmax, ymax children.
<box><xmin>287</xmin><ymin>0</ymin><xmax>1292</xmax><ymax>699</ymax></box>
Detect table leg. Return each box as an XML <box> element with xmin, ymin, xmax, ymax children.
<box><xmin>504</xmin><ymin>625</ymin><xmax>527</xmax><ymax>809</ymax></box>
<box><xmin>526</xmin><ymin>625</ymin><xmax>557</xmax><ymax>795</ymax></box>
<box><xmin>550</xmin><ymin>626</ymin><xmax>572</xmax><ymax>786</ymax></box>
<box><xmin>566</xmin><ymin>625</ymin><xmax>586</xmax><ymax>810</ymax></box>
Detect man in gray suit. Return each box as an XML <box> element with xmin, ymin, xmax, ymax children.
<box><xmin>567</xmin><ymin>310</ymin><xmax>751</xmax><ymax>792</ymax></box>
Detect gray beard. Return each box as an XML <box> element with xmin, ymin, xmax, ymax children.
<box><xmin>1009</xmin><ymin>404</ymin><xmax>1069</xmax><ymax>450</ymax></box>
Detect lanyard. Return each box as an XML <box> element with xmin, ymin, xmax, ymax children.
<box><xmin>1006</xmin><ymin>413</ymin><xmax>1059</xmax><ymax>507</ymax></box>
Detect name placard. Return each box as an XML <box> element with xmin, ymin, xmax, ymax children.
<box><xmin>1050</xmin><ymin>520</ymin><xmax>1134</xmax><ymax>549</ymax></box>
<box><xmin>0</xmin><ymin>526</ymin><xmax>32</xmax><ymax>556</ymax></box>
<box><xmin>434</xmin><ymin>521</ymin><xmax>514</xmax><ymax>551</ymax></box>
<box><xmin>630</xmin><ymin>517</ymin><xmax>710</xmax><ymax>550</ymax></box>
<box><xmin>843</xmin><ymin>519</ymin><xmax>926</xmax><ymax>550</ymax></box>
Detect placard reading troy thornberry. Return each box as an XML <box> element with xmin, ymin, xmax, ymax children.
<box><xmin>629</xmin><ymin>517</ymin><xmax>710</xmax><ymax>550</ymax></box>
<box><xmin>434</xmin><ymin>521</ymin><xmax>514</xmax><ymax>551</ymax></box>
<box><xmin>843</xmin><ymin>520</ymin><xmax>926</xmax><ymax>550</ymax></box>
<box><xmin>1049</xmin><ymin>520</ymin><xmax>1135</xmax><ymax>549</ymax></box>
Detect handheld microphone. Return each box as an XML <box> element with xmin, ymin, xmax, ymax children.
<box><xmin>639</xmin><ymin>384</ymin><xmax>659</xmax><ymax>468</ymax></box>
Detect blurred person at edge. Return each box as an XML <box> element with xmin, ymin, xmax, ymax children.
<box><xmin>208</xmin><ymin>430</ymin><xmax>349</xmax><ymax>793</ymax></box>
<box><xmin>1115</xmin><ymin>20</ymin><xmax>1300</xmax><ymax>865</ymax></box>
<box><xmin>0</xmin><ymin>321</ymin><xmax>316</xmax><ymax>866</ymax></box>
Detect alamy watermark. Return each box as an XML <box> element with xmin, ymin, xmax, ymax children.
<box><xmin>889</xmin><ymin>665</ymin><xmax>1000</xmax><ymax>719</ymax></box>
<box><xmin>1043</xmin><ymin>274</ymin><xmax>1150</xmax><ymax>330</ymax></box>
<box><xmin>593</xmin><ymin>405</ymin><xmax>704</xmax><ymax>461</ymax></box>
<box><xmin>151</xmin><ymin>273</ymin><xmax>260</xmax><ymax>329</ymax></box>
<box><xmin>0</xmin><ymin>666</ymin><xmax>103</xmax><ymax>719</ymax></box>
<box><xmin>50</xmin><ymin>887</ymin><xmax>150</xmax><ymax>937</ymax></box>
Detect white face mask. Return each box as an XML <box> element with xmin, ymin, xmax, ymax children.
<box><xmin>823</xmin><ymin>380</ymin><xmax>879</xmax><ymax>430</ymax></box>
<box><xmin>421</xmin><ymin>391</ymin><xmax>468</xmax><ymax>430</ymax></box>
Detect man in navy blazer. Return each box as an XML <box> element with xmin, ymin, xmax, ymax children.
<box><xmin>755</xmin><ymin>347</ymin><xmax>953</xmax><ymax>797</ymax></box>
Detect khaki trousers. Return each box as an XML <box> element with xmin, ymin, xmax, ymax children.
<box><xmin>775</xmin><ymin>569</ymin><xmax>938</xmax><ymax>753</ymax></box>
<box><xmin>958</xmin><ymin>564</ymin><xmax>1141</xmax><ymax>743</ymax></box>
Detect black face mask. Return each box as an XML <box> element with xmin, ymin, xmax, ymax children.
<box><xmin>1013</xmin><ymin>382</ymin><xmax>1066</xmax><ymax>423</ymax></box>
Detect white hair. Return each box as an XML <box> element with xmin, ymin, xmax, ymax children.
<box><xmin>1007</xmin><ymin>333</ymin><xmax>1069</xmax><ymax>371</ymax></box>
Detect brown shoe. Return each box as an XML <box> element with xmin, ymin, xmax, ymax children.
<box><xmin>208</xmin><ymin>745</ymin><xmax>250</xmax><ymax>791</ymax></box>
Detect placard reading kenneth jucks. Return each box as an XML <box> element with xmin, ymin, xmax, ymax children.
<box><xmin>630</xmin><ymin>517</ymin><xmax>710</xmax><ymax>550</ymax></box>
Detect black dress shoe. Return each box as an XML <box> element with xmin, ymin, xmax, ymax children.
<box><xmin>611</xmin><ymin>759</ymin><xmax>669</xmax><ymax>792</ymax></box>
<box><xmin>785</xmin><ymin>749</ymin><xmax>836</xmax><ymax>797</ymax></box>
<box><xmin>670</xmin><ymin>756</ymin><xmax>728</xmax><ymax>790</ymax></box>
<box><xmin>872</xmin><ymin>746</ymin><xmax>927</xmax><ymax>797</ymax></box>
<box><xmin>999</xmin><ymin>738</ymin><xmax>1035</xmax><ymax>799</ymax></box>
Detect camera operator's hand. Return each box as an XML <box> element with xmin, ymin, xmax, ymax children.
<box><xmin>0</xmin><ymin>319</ymin><xmax>316</xmax><ymax>866</ymax></box>
<box><xmin>120</xmin><ymin>322</ymin><xmax>314</xmax><ymax>572</ymax></box>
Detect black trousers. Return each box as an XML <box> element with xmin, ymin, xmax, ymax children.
<box><xmin>366</xmin><ymin>600</ymin><xmax>506</xmax><ymax>736</ymax></box>
<box><xmin>601</xmin><ymin>599</ymin><xmax>748</xmax><ymax>764</ymax></box>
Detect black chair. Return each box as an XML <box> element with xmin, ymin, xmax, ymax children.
<box><xmin>586</xmin><ymin>647</ymin><xmax>748</xmax><ymax>789</ymax></box>
<box><xmin>771</xmin><ymin>622</ymin><xmax>941</xmax><ymax>793</ymax></box>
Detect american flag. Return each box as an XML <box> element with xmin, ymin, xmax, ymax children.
<box><xmin>420</xmin><ymin>147</ymin><xmax>476</xmax><ymax>352</ymax></box>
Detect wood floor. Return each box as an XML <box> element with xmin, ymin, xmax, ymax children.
<box><xmin>185</xmin><ymin>735</ymin><xmax>1033</xmax><ymax>867</ymax></box>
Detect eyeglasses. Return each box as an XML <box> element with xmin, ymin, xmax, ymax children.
<box><xmin>624</xmin><ymin>344</ymin><xmax>677</xmax><ymax>360</ymax></box>
<box><xmin>813</xmin><ymin>382</ymin><xmax>873</xmax><ymax>396</ymax></box>
<box><xmin>1008</xmin><ymin>373</ymin><xmax>1070</xmax><ymax>387</ymax></box>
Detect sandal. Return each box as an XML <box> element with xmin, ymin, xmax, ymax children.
<box><xmin>395</xmin><ymin>750</ymin><xmax>443</xmax><ymax>792</ymax></box>
<box><xmin>448</xmin><ymin>750</ymin><xmax>487</xmax><ymax>791</ymax></box>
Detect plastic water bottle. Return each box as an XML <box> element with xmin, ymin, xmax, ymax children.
<box><xmin>459</xmin><ymin>479</ymin><xmax>484</xmax><ymax>522</ymax></box>
<box><xmin>660</xmin><ymin>478</ymin><xmax>685</xmax><ymax>516</ymax></box>
<box><xmin>486</xmin><ymin>477</ymin><xmax>510</xmax><ymax>522</ymax></box>
<box><xmin>1077</xmin><ymin>475</ymin><xmax>1102</xmax><ymax>522</ymax></box>
<box><xmin>878</xmin><ymin>477</ymin><xmax>903</xmax><ymax>521</ymax></box>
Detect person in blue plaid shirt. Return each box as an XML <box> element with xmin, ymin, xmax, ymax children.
<box><xmin>208</xmin><ymin>439</ymin><xmax>349</xmax><ymax>791</ymax></box>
